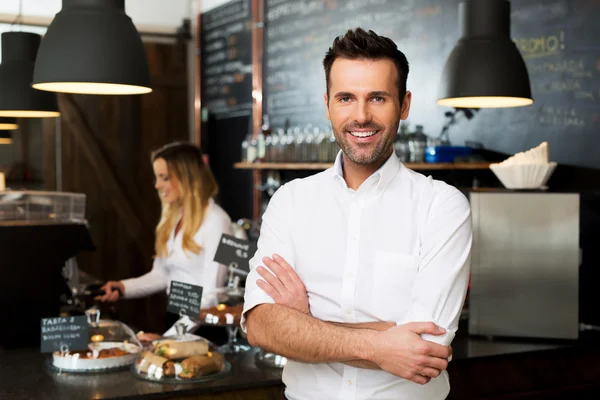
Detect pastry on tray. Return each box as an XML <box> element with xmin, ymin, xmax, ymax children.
<box><xmin>135</xmin><ymin>337</ymin><xmax>226</xmax><ymax>381</ymax></box>
<box><xmin>199</xmin><ymin>303</ymin><xmax>243</xmax><ymax>326</ymax></box>
<box><xmin>178</xmin><ymin>352</ymin><xmax>225</xmax><ymax>378</ymax></box>
<box><xmin>153</xmin><ymin>339</ymin><xmax>209</xmax><ymax>360</ymax></box>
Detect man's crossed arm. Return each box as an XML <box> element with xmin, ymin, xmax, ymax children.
<box><xmin>247</xmin><ymin>254</ymin><xmax>451</xmax><ymax>385</ymax></box>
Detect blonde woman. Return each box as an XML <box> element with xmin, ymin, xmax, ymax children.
<box><xmin>98</xmin><ymin>142</ymin><xmax>233</xmax><ymax>334</ymax></box>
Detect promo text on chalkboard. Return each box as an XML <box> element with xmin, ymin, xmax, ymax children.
<box><xmin>167</xmin><ymin>280</ymin><xmax>204</xmax><ymax>319</ymax></box>
<box><xmin>40</xmin><ymin>315</ymin><xmax>89</xmax><ymax>353</ymax></box>
<box><xmin>213</xmin><ymin>233</ymin><xmax>256</xmax><ymax>273</ymax></box>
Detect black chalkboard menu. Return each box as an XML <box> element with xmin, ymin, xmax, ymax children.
<box><xmin>263</xmin><ymin>0</ymin><xmax>452</xmax><ymax>129</ymax></box>
<box><xmin>167</xmin><ymin>281</ymin><xmax>203</xmax><ymax>319</ymax></box>
<box><xmin>40</xmin><ymin>316</ymin><xmax>88</xmax><ymax>353</ymax></box>
<box><xmin>201</xmin><ymin>0</ymin><xmax>253</xmax><ymax>119</ymax></box>
<box><xmin>263</xmin><ymin>0</ymin><xmax>600</xmax><ymax>169</ymax></box>
<box><xmin>213</xmin><ymin>233</ymin><xmax>257</xmax><ymax>273</ymax></box>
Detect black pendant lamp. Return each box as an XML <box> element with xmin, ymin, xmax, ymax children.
<box><xmin>0</xmin><ymin>131</ymin><xmax>13</xmax><ymax>145</ymax></box>
<box><xmin>0</xmin><ymin>32</ymin><xmax>60</xmax><ymax>118</ymax></box>
<box><xmin>32</xmin><ymin>0</ymin><xmax>152</xmax><ymax>95</ymax></box>
<box><xmin>0</xmin><ymin>117</ymin><xmax>18</xmax><ymax>130</ymax></box>
<box><xmin>437</xmin><ymin>0</ymin><xmax>533</xmax><ymax>108</ymax></box>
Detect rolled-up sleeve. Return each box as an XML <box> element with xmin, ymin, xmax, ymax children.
<box><xmin>241</xmin><ymin>184</ymin><xmax>295</xmax><ymax>332</ymax></box>
<box><xmin>396</xmin><ymin>190</ymin><xmax>472</xmax><ymax>347</ymax></box>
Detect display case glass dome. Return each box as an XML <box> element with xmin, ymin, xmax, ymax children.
<box><xmin>50</xmin><ymin>308</ymin><xmax>142</xmax><ymax>372</ymax></box>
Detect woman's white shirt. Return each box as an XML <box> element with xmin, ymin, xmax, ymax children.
<box><xmin>121</xmin><ymin>199</ymin><xmax>233</xmax><ymax>308</ymax></box>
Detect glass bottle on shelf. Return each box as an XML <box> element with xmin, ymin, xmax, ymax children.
<box><xmin>248</xmin><ymin>135</ymin><xmax>258</xmax><ymax>163</ymax></box>
<box><xmin>241</xmin><ymin>135</ymin><xmax>249</xmax><ymax>163</ymax></box>
<box><xmin>311</xmin><ymin>127</ymin><xmax>321</xmax><ymax>162</ymax></box>
<box><xmin>328</xmin><ymin>129</ymin><xmax>339</xmax><ymax>161</ymax></box>
<box><xmin>394</xmin><ymin>122</ymin><xmax>410</xmax><ymax>162</ymax></box>
<box><xmin>304</xmin><ymin>126</ymin><xmax>315</xmax><ymax>163</ymax></box>
<box><xmin>294</xmin><ymin>127</ymin><xmax>305</xmax><ymax>162</ymax></box>
<box><xmin>256</xmin><ymin>114</ymin><xmax>272</xmax><ymax>162</ymax></box>
<box><xmin>277</xmin><ymin>128</ymin><xmax>286</xmax><ymax>163</ymax></box>
<box><xmin>256</xmin><ymin>129</ymin><xmax>265</xmax><ymax>162</ymax></box>
<box><xmin>285</xmin><ymin>128</ymin><xmax>295</xmax><ymax>162</ymax></box>
<box><xmin>270</xmin><ymin>131</ymin><xmax>280</xmax><ymax>163</ymax></box>
<box><xmin>264</xmin><ymin>134</ymin><xmax>272</xmax><ymax>162</ymax></box>
<box><xmin>262</xmin><ymin>114</ymin><xmax>272</xmax><ymax>136</ymax></box>
<box><xmin>316</xmin><ymin>128</ymin><xmax>328</xmax><ymax>162</ymax></box>
<box><xmin>408</xmin><ymin>125</ymin><xmax>427</xmax><ymax>163</ymax></box>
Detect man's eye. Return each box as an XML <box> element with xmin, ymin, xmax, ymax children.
<box><xmin>339</xmin><ymin>97</ymin><xmax>351</xmax><ymax>103</ymax></box>
<box><xmin>372</xmin><ymin>96</ymin><xmax>384</xmax><ymax>102</ymax></box>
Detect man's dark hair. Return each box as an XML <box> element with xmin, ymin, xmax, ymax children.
<box><xmin>322</xmin><ymin>28</ymin><xmax>409</xmax><ymax>99</ymax></box>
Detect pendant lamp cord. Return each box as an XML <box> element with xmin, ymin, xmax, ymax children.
<box><xmin>10</xmin><ymin>0</ymin><xmax>24</xmax><ymax>30</ymax></box>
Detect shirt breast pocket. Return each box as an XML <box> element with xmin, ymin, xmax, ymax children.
<box><xmin>371</xmin><ymin>251</ymin><xmax>419</xmax><ymax>317</ymax></box>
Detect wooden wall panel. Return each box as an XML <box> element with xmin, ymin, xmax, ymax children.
<box><xmin>43</xmin><ymin>41</ymin><xmax>189</xmax><ymax>333</ymax></box>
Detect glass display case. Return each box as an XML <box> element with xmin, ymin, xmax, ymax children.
<box><xmin>0</xmin><ymin>190</ymin><xmax>86</xmax><ymax>223</ymax></box>
<box><xmin>50</xmin><ymin>308</ymin><xmax>142</xmax><ymax>372</ymax></box>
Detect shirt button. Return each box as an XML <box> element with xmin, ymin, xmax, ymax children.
<box><xmin>348</xmin><ymin>380</ymin><xmax>353</xmax><ymax>385</ymax></box>
<box><xmin>345</xmin><ymin>309</ymin><xmax>353</xmax><ymax>315</ymax></box>
<box><xmin>347</xmin><ymin>272</ymin><xmax>354</xmax><ymax>278</ymax></box>
<box><xmin>352</xmin><ymin>235</ymin><xmax>358</xmax><ymax>240</ymax></box>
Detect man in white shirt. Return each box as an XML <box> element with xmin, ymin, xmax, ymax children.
<box><xmin>242</xmin><ymin>28</ymin><xmax>472</xmax><ymax>400</ymax></box>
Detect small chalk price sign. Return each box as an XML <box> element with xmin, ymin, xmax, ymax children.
<box><xmin>167</xmin><ymin>280</ymin><xmax>203</xmax><ymax>319</ymax></box>
<box><xmin>40</xmin><ymin>316</ymin><xmax>88</xmax><ymax>353</ymax></box>
<box><xmin>213</xmin><ymin>234</ymin><xmax>256</xmax><ymax>273</ymax></box>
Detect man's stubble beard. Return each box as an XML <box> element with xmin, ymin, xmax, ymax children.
<box><xmin>331</xmin><ymin>119</ymin><xmax>400</xmax><ymax>166</ymax></box>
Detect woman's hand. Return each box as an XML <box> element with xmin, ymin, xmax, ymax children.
<box><xmin>256</xmin><ymin>254</ymin><xmax>311</xmax><ymax>315</ymax></box>
<box><xmin>96</xmin><ymin>281</ymin><xmax>125</xmax><ymax>302</ymax></box>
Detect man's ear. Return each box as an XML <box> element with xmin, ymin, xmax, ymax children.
<box><xmin>400</xmin><ymin>91</ymin><xmax>412</xmax><ymax>120</ymax></box>
<box><xmin>324</xmin><ymin>93</ymin><xmax>331</xmax><ymax>121</ymax></box>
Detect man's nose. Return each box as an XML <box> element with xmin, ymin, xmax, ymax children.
<box><xmin>353</xmin><ymin>100</ymin><xmax>372</xmax><ymax>124</ymax></box>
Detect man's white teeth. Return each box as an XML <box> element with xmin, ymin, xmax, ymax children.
<box><xmin>349</xmin><ymin>130</ymin><xmax>377</xmax><ymax>138</ymax></box>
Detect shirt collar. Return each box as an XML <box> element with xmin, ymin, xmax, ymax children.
<box><xmin>332</xmin><ymin>150</ymin><xmax>344</xmax><ymax>180</ymax></box>
<box><xmin>331</xmin><ymin>150</ymin><xmax>401</xmax><ymax>194</ymax></box>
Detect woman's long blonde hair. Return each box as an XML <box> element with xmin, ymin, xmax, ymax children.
<box><xmin>152</xmin><ymin>142</ymin><xmax>218</xmax><ymax>257</ymax></box>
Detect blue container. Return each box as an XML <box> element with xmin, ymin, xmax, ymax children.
<box><xmin>425</xmin><ymin>146</ymin><xmax>473</xmax><ymax>163</ymax></box>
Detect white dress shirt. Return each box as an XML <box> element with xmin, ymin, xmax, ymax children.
<box><xmin>122</xmin><ymin>198</ymin><xmax>233</xmax><ymax>308</ymax></box>
<box><xmin>242</xmin><ymin>152</ymin><xmax>472</xmax><ymax>400</ymax></box>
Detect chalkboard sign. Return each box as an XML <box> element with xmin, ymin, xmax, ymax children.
<box><xmin>40</xmin><ymin>316</ymin><xmax>88</xmax><ymax>353</ymax></box>
<box><xmin>263</xmin><ymin>0</ymin><xmax>600</xmax><ymax>169</ymax></box>
<box><xmin>201</xmin><ymin>0</ymin><xmax>253</xmax><ymax>119</ymax></box>
<box><xmin>213</xmin><ymin>233</ymin><xmax>256</xmax><ymax>273</ymax></box>
<box><xmin>167</xmin><ymin>281</ymin><xmax>203</xmax><ymax>318</ymax></box>
<box><xmin>263</xmin><ymin>0</ymin><xmax>442</xmax><ymax>128</ymax></box>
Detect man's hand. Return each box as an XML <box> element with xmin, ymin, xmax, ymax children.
<box><xmin>256</xmin><ymin>254</ymin><xmax>311</xmax><ymax>315</ymax></box>
<box><xmin>366</xmin><ymin>322</ymin><xmax>452</xmax><ymax>385</ymax></box>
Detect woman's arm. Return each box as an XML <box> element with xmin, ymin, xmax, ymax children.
<box><xmin>121</xmin><ymin>256</ymin><xmax>169</xmax><ymax>299</ymax></box>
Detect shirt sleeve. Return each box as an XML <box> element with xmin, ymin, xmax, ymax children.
<box><xmin>199</xmin><ymin>212</ymin><xmax>233</xmax><ymax>309</ymax></box>
<box><xmin>122</xmin><ymin>256</ymin><xmax>169</xmax><ymax>299</ymax></box>
<box><xmin>396</xmin><ymin>190</ymin><xmax>472</xmax><ymax>347</ymax></box>
<box><xmin>241</xmin><ymin>184</ymin><xmax>295</xmax><ymax>332</ymax></box>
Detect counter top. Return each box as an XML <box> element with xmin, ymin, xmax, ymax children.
<box><xmin>0</xmin><ymin>334</ymin><xmax>572</xmax><ymax>400</ymax></box>
<box><xmin>0</xmin><ymin>348</ymin><xmax>282</xmax><ymax>400</ymax></box>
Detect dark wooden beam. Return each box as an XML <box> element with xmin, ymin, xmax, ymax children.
<box><xmin>251</xmin><ymin>0</ymin><xmax>265</xmax><ymax>221</ymax></box>
<box><xmin>57</xmin><ymin>94</ymin><xmax>154</xmax><ymax>255</ymax></box>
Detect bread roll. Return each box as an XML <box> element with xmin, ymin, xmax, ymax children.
<box><xmin>137</xmin><ymin>351</ymin><xmax>169</xmax><ymax>374</ymax></box>
<box><xmin>154</xmin><ymin>340</ymin><xmax>209</xmax><ymax>360</ymax></box>
<box><xmin>178</xmin><ymin>352</ymin><xmax>225</xmax><ymax>379</ymax></box>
